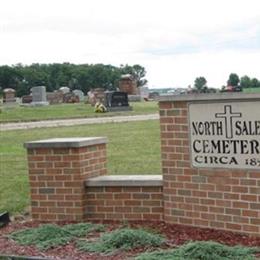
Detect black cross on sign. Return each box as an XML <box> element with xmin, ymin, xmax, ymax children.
<box><xmin>215</xmin><ymin>105</ymin><xmax>242</xmax><ymax>139</ymax></box>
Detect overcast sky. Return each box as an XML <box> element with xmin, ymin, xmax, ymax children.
<box><xmin>0</xmin><ymin>0</ymin><xmax>260</xmax><ymax>88</ymax></box>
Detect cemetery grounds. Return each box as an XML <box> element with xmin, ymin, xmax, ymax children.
<box><xmin>0</xmin><ymin>103</ymin><xmax>260</xmax><ymax>259</ymax></box>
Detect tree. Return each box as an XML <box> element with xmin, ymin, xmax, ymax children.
<box><xmin>0</xmin><ymin>63</ymin><xmax>148</xmax><ymax>96</ymax></box>
<box><xmin>227</xmin><ymin>73</ymin><xmax>239</xmax><ymax>86</ymax></box>
<box><xmin>194</xmin><ymin>77</ymin><xmax>207</xmax><ymax>92</ymax></box>
<box><xmin>120</xmin><ymin>64</ymin><xmax>148</xmax><ymax>87</ymax></box>
<box><xmin>240</xmin><ymin>75</ymin><xmax>251</xmax><ymax>89</ymax></box>
<box><xmin>0</xmin><ymin>65</ymin><xmax>22</xmax><ymax>90</ymax></box>
<box><xmin>251</xmin><ymin>78</ymin><xmax>260</xmax><ymax>88</ymax></box>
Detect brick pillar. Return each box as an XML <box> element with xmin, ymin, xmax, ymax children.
<box><xmin>159</xmin><ymin>100</ymin><xmax>190</xmax><ymax>225</ymax></box>
<box><xmin>24</xmin><ymin>137</ymin><xmax>107</xmax><ymax>221</ymax></box>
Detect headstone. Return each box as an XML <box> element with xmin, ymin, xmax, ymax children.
<box><xmin>87</xmin><ymin>90</ymin><xmax>96</xmax><ymax>106</ymax></box>
<box><xmin>63</xmin><ymin>92</ymin><xmax>79</xmax><ymax>103</ymax></box>
<box><xmin>119</xmin><ymin>74</ymin><xmax>138</xmax><ymax>95</ymax></box>
<box><xmin>128</xmin><ymin>95</ymin><xmax>142</xmax><ymax>102</ymax></box>
<box><xmin>87</xmin><ymin>88</ymin><xmax>105</xmax><ymax>106</ymax></box>
<box><xmin>73</xmin><ymin>89</ymin><xmax>85</xmax><ymax>102</ymax></box>
<box><xmin>3</xmin><ymin>88</ymin><xmax>16</xmax><ymax>103</ymax></box>
<box><xmin>104</xmin><ymin>91</ymin><xmax>132</xmax><ymax>112</ymax></box>
<box><xmin>31</xmin><ymin>86</ymin><xmax>49</xmax><ymax>106</ymax></box>
<box><xmin>46</xmin><ymin>90</ymin><xmax>64</xmax><ymax>105</ymax></box>
<box><xmin>59</xmin><ymin>86</ymin><xmax>70</xmax><ymax>94</ymax></box>
<box><xmin>0</xmin><ymin>212</ymin><xmax>10</xmax><ymax>228</ymax></box>
<box><xmin>139</xmin><ymin>86</ymin><xmax>149</xmax><ymax>100</ymax></box>
<box><xmin>22</xmin><ymin>95</ymin><xmax>32</xmax><ymax>104</ymax></box>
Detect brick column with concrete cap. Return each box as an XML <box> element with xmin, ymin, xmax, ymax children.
<box><xmin>159</xmin><ymin>93</ymin><xmax>260</xmax><ymax>236</ymax></box>
<box><xmin>24</xmin><ymin>137</ymin><xmax>107</xmax><ymax>221</ymax></box>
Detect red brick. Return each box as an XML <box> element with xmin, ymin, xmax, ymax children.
<box><xmin>210</xmin><ymin>221</ymin><xmax>225</xmax><ymax>228</ymax></box>
<box><xmin>105</xmin><ymin>187</ymin><xmax>122</xmax><ymax>192</ymax></box>
<box><xmin>53</xmin><ymin>148</ymin><xmax>70</xmax><ymax>154</ymax></box>
<box><xmin>56</xmin><ymin>188</ymin><xmax>73</xmax><ymax>194</ymax></box>
<box><xmin>241</xmin><ymin>194</ymin><xmax>257</xmax><ymax>201</ymax></box>
<box><xmin>232</xmin><ymin>186</ymin><xmax>248</xmax><ymax>193</ymax></box>
<box><xmin>226</xmin><ymin>223</ymin><xmax>242</xmax><ymax>231</ymax></box>
<box><xmin>143</xmin><ymin>214</ymin><xmax>163</xmax><ymax>220</ymax></box>
<box><xmin>49</xmin><ymin>208</ymin><xmax>65</xmax><ymax>213</ymax></box>
<box><xmin>152</xmin><ymin>207</ymin><xmax>163</xmax><ymax>213</ymax></box>
<box><xmin>201</xmin><ymin>213</ymin><xmax>215</xmax><ymax>220</ymax></box>
<box><xmin>124</xmin><ymin>213</ymin><xmax>142</xmax><ymax>219</ymax></box>
<box><xmin>233</xmin><ymin>216</ymin><xmax>249</xmax><ymax>224</ymax></box>
<box><xmin>106</xmin><ymin>200</ymin><xmax>123</xmax><ymax>206</ymax></box>
<box><xmin>194</xmin><ymin>219</ymin><xmax>209</xmax><ymax>227</ymax></box>
<box><xmin>243</xmin><ymin>225</ymin><xmax>259</xmax><ymax>233</ymax></box>
<box><xmin>225</xmin><ymin>208</ymin><xmax>241</xmax><ymax>216</ymax></box>
<box><xmin>242</xmin><ymin>210</ymin><xmax>258</xmax><ymax>217</ymax></box>
<box><xmin>233</xmin><ymin>201</ymin><xmax>248</xmax><ymax>209</ymax></box>
<box><xmin>111</xmin><ymin>192</ymin><xmax>130</xmax><ymax>199</ymax></box>
<box><xmin>115</xmin><ymin>207</ymin><xmax>132</xmax><ymax>213</ymax></box>
<box><xmin>28</xmin><ymin>156</ymin><xmax>44</xmax><ymax>161</ymax></box>
<box><xmin>97</xmin><ymin>206</ymin><xmax>114</xmax><ymax>212</ymax></box>
<box><xmin>124</xmin><ymin>200</ymin><xmax>141</xmax><ymax>206</ymax></box>
<box><xmin>224</xmin><ymin>193</ymin><xmax>239</xmax><ymax>200</ymax></box>
<box><xmin>106</xmin><ymin>213</ymin><xmax>124</xmax><ymax>219</ymax></box>
<box><xmin>45</xmin><ymin>155</ymin><xmax>61</xmax><ymax>161</ymax></box>
<box><xmin>142</xmin><ymin>187</ymin><xmax>161</xmax><ymax>192</ymax></box>
<box><xmin>133</xmin><ymin>207</ymin><xmax>150</xmax><ymax>213</ymax></box>
<box><xmin>159</xmin><ymin>102</ymin><xmax>173</xmax><ymax>109</ymax></box>
<box><xmin>217</xmin><ymin>214</ymin><xmax>232</xmax><ymax>222</ymax></box>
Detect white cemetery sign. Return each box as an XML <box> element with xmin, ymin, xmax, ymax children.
<box><xmin>189</xmin><ymin>101</ymin><xmax>260</xmax><ymax>169</ymax></box>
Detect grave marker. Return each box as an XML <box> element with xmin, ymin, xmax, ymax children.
<box><xmin>31</xmin><ymin>86</ymin><xmax>49</xmax><ymax>106</ymax></box>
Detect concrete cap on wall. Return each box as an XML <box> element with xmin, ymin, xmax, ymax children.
<box><xmin>24</xmin><ymin>137</ymin><xmax>108</xmax><ymax>149</ymax></box>
<box><xmin>158</xmin><ymin>93</ymin><xmax>260</xmax><ymax>102</ymax></box>
<box><xmin>86</xmin><ymin>175</ymin><xmax>163</xmax><ymax>187</ymax></box>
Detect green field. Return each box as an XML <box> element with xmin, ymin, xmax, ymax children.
<box><xmin>0</xmin><ymin>120</ymin><xmax>161</xmax><ymax>214</ymax></box>
<box><xmin>0</xmin><ymin>101</ymin><xmax>158</xmax><ymax>122</ymax></box>
<box><xmin>242</xmin><ymin>87</ymin><xmax>260</xmax><ymax>93</ymax></box>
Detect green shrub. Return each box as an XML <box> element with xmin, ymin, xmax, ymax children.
<box><xmin>136</xmin><ymin>241</ymin><xmax>259</xmax><ymax>260</ymax></box>
<box><xmin>62</xmin><ymin>222</ymin><xmax>105</xmax><ymax>236</ymax></box>
<box><xmin>9</xmin><ymin>223</ymin><xmax>104</xmax><ymax>250</ymax></box>
<box><xmin>77</xmin><ymin>228</ymin><xmax>165</xmax><ymax>254</ymax></box>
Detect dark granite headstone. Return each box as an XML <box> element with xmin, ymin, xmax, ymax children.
<box><xmin>0</xmin><ymin>212</ymin><xmax>10</xmax><ymax>228</ymax></box>
<box><xmin>104</xmin><ymin>91</ymin><xmax>132</xmax><ymax>112</ymax></box>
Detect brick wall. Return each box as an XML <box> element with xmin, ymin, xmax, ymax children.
<box><xmin>159</xmin><ymin>99</ymin><xmax>260</xmax><ymax>236</ymax></box>
<box><xmin>25</xmin><ymin>138</ymin><xmax>107</xmax><ymax>221</ymax></box>
<box><xmin>85</xmin><ymin>178</ymin><xmax>163</xmax><ymax>221</ymax></box>
<box><xmin>25</xmin><ymin>139</ymin><xmax>163</xmax><ymax>223</ymax></box>
<box><xmin>25</xmin><ymin>95</ymin><xmax>260</xmax><ymax>237</ymax></box>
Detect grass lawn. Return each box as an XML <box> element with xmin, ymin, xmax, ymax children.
<box><xmin>0</xmin><ymin>120</ymin><xmax>161</xmax><ymax>214</ymax></box>
<box><xmin>242</xmin><ymin>87</ymin><xmax>260</xmax><ymax>93</ymax></box>
<box><xmin>0</xmin><ymin>101</ymin><xmax>158</xmax><ymax>122</ymax></box>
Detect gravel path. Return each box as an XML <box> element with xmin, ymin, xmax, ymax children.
<box><xmin>0</xmin><ymin>114</ymin><xmax>159</xmax><ymax>131</ymax></box>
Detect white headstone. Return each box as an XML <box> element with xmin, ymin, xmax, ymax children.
<box><xmin>73</xmin><ymin>89</ymin><xmax>84</xmax><ymax>102</ymax></box>
<box><xmin>31</xmin><ymin>86</ymin><xmax>49</xmax><ymax>106</ymax></box>
<box><xmin>59</xmin><ymin>86</ymin><xmax>70</xmax><ymax>94</ymax></box>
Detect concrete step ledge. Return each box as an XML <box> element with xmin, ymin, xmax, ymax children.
<box><xmin>85</xmin><ymin>175</ymin><xmax>163</xmax><ymax>187</ymax></box>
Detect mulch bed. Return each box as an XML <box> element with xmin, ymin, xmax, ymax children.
<box><xmin>0</xmin><ymin>220</ymin><xmax>260</xmax><ymax>260</ymax></box>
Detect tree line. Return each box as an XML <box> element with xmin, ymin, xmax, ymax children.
<box><xmin>194</xmin><ymin>73</ymin><xmax>260</xmax><ymax>92</ymax></box>
<box><xmin>0</xmin><ymin>63</ymin><xmax>147</xmax><ymax>97</ymax></box>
